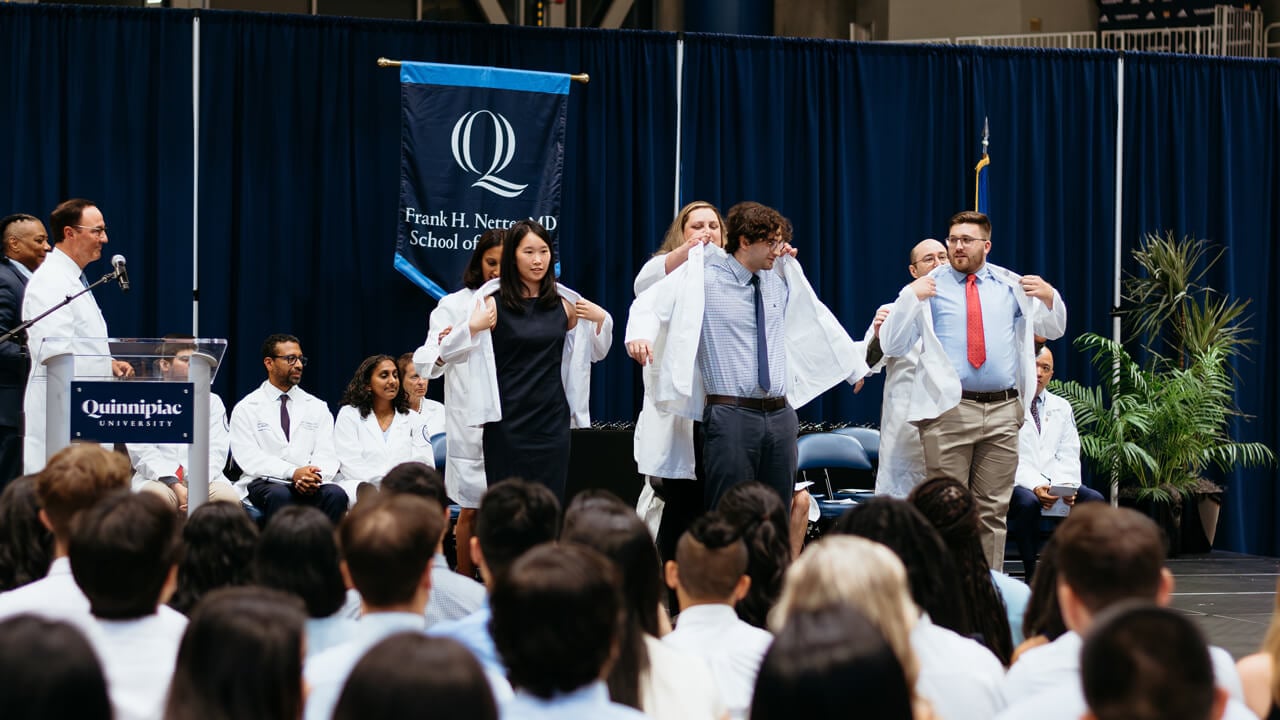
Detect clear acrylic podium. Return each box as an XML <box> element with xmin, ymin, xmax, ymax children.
<box><xmin>35</xmin><ymin>337</ymin><xmax>228</xmax><ymax>514</ymax></box>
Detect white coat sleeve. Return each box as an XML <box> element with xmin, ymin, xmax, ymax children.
<box><xmin>624</xmin><ymin>265</ymin><xmax>684</xmax><ymax>344</ymax></box>
<box><xmin>633</xmin><ymin>255</ymin><xmax>668</xmax><ymax>296</ymax></box>
<box><xmin>208</xmin><ymin>394</ymin><xmax>231</xmax><ymax>481</ymax></box>
<box><xmin>1052</xmin><ymin>407</ymin><xmax>1083</xmax><ymax>488</ymax></box>
<box><xmin>333</xmin><ymin>406</ymin><xmax>380</xmax><ymax>486</ymax></box>
<box><xmin>1013</xmin><ymin>427</ymin><xmax>1048</xmax><ymax>492</ymax></box>
<box><xmin>309</xmin><ymin>404</ymin><xmax>341</xmax><ymax>482</ymax></box>
<box><xmin>439</xmin><ymin>295</ymin><xmax>484</xmax><ymax>364</ymax></box>
<box><xmin>127</xmin><ymin>443</ymin><xmax>177</xmax><ymax>483</ymax></box>
<box><xmin>588</xmin><ymin>309</ymin><xmax>613</xmax><ymax>361</ymax></box>
<box><xmin>228</xmin><ymin>399</ymin><xmax>297</xmax><ymax>481</ymax></box>
<box><xmin>878</xmin><ymin>285</ymin><xmax>926</xmax><ymax>358</ymax></box>
<box><xmin>1030</xmin><ymin>288</ymin><xmax>1067</xmax><ymax>341</ymax></box>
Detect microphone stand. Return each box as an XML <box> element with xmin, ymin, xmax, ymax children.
<box><xmin>0</xmin><ymin>267</ymin><xmax>123</xmax><ymax>348</ymax></box>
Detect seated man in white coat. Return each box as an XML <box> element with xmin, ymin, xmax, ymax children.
<box><xmin>997</xmin><ymin>504</ymin><xmax>1249</xmax><ymax>720</ymax></box>
<box><xmin>1007</xmin><ymin>346</ymin><xmax>1103</xmax><ymax>581</ymax></box>
<box><xmin>879</xmin><ymin>210</ymin><xmax>1066</xmax><ymax>570</ymax></box>
<box><xmin>128</xmin><ymin>335</ymin><xmax>240</xmax><ymax>511</ymax></box>
<box><xmin>626</xmin><ymin>201</ymin><xmax>870</xmax><ymax>511</ymax></box>
<box><xmin>229</xmin><ymin>333</ymin><xmax>346</xmax><ymax>524</ymax></box>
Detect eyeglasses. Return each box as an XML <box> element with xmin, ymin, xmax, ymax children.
<box><xmin>946</xmin><ymin>235</ymin><xmax>986</xmax><ymax>247</ymax></box>
<box><xmin>72</xmin><ymin>225</ymin><xmax>108</xmax><ymax>237</ymax></box>
<box><xmin>914</xmin><ymin>253</ymin><xmax>949</xmax><ymax>267</ymax></box>
<box><xmin>271</xmin><ymin>355</ymin><xmax>308</xmax><ymax>367</ymax></box>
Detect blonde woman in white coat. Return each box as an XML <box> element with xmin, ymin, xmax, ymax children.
<box><xmin>333</xmin><ymin>354</ymin><xmax>434</xmax><ymax>505</ymax></box>
<box><xmin>634</xmin><ymin>201</ymin><xmax>724</xmax><ymax>565</ymax></box>
<box><xmin>413</xmin><ymin>230</ymin><xmax>503</xmax><ymax>578</ymax></box>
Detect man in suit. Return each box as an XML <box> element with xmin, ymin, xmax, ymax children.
<box><xmin>228</xmin><ymin>333</ymin><xmax>347</xmax><ymax>523</ymax></box>
<box><xmin>0</xmin><ymin>214</ymin><xmax>50</xmax><ymax>487</ymax></box>
<box><xmin>879</xmin><ymin>210</ymin><xmax>1067</xmax><ymax>569</ymax></box>
<box><xmin>1007</xmin><ymin>346</ymin><xmax>1103</xmax><ymax>580</ymax></box>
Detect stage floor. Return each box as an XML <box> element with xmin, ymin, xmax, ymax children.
<box><xmin>1006</xmin><ymin>551</ymin><xmax>1278</xmax><ymax>659</ymax></box>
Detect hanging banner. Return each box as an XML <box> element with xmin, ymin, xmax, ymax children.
<box><xmin>396</xmin><ymin>62</ymin><xmax>571</xmax><ymax>299</ymax></box>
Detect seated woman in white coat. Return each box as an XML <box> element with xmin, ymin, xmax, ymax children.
<box><xmin>333</xmin><ymin>354</ymin><xmax>434</xmax><ymax>504</ymax></box>
<box><xmin>442</xmin><ymin>220</ymin><xmax>612</xmax><ymax>502</ymax></box>
<box><xmin>397</xmin><ymin>352</ymin><xmax>445</xmax><ymax>437</ymax></box>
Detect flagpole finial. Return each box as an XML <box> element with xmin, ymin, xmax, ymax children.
<box><xmin>982</xmin><ymin>117</ymin><xmax>990</xmax><ymax>154</ymax></box>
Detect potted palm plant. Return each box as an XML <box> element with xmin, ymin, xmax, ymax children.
<box><xmin>1053</xmin><ymin>233</ymin><xmax>1273</xmax><ymax>552</ymax></box>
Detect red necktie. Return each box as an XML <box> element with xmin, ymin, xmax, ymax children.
<box><xmin>966</xmin><ymin>273</ymin><xmax>986</xmax><ymax>368</ymax></box>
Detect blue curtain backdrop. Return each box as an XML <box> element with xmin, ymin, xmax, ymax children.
<box><xmin>195</xmin><ymin>13</ymin><xmax>677</xmax><ymax>412</ymax></box>
<box><xmin>680</xmin><ymin>40</ymin><xmax>1118</xmax><ymax>425</ymax></box>
<box><xmin>1122</xmin><ymin>55</ymin><xmax>1280</xmax><ymax>554</ymax></box>
<box><xmin>0</xmin><ymin>5</ymin><xmax>194</xmax><ymax>344</ymax></box>
<box><xmin>4</xmin><ymin>3</ymin><xmax>1280</xmax><ymax>552</ymax></box>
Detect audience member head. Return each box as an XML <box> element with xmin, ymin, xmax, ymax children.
<box><xmin>769</xmin><ymin>535</ymin><xmax>919</xmax><ymax>689</ymax></box>
<box><xmin>463</xmin><ymin>228</ymin><xmax>504</xmax><ymax>290</ymax></box>
<box><xmin>396</xmin><ymin>352</ymin><xmax>428</xmax><ymax>409</ymax></box>
<box><xmin>831</xmin><ymin>497</ymin><xmax>971</xmax><ymax>636</ymax></box>
<box><xmin>168</xmin><ymin>502</ymin><xmax>258</xmax><ymax>615</ymax></box>
<box><xmin>657</xmin><ymin>200</ymin><xmax>725</xmax><ymax>254</ymax></box>
<box><xmin>723</xmin><ymin>201</ymin><xmax>792</xmax><ymax>255</ymax></box>
<box><xmin>0</xmin><ymin>475</ymin><xmax>54</xmax><ymax>591</ymax></box>
<box><xmin>491</xmin><ymin>543</ymin><xmax>622</xmax><ymax>699</ymax></box>
<box><xmin>380</xmin><ymin>461</ymin><xmax>448</xmax><ymax>506</ymax></box>
<box><xmin>154</xmin><ymin>334</ymin><xmax>198</xmax><ymax>380</ymax></box>
<box><xmin>34</xmin><ymin>444</ymin><xmax>130</xmax><ymax>552</ymax></box>
<box><xmin>0</xmin><ymin>615</ymin><xmax>111</xmax><ymax>720</ymax></box>
<box><xmin>252</xmin><ymin>506</ymin><xmax>347</xmax><ymax>618</ymax></box>
<box><xmin>667</xmin><ymin>512</ymin><xmax>749</xmax><ymax>606</ymax></box>
<box><xmin>335</xmin><ymin>633</ymin><xmax>497</xmax><ymax>720</ymax></box>
<box><xmin>1080</xmin><ymin>602</ymin><xmax>1224</xmax><ymax>720</ymax></box>
<box><xmin>1054</xmin><ymin>503</ymin><xmax>1171</xmax><ymax>633</ymax></box>
<box><xmin>910</xmin><ymin>477</ymin><xmax>1014</xmax><ymax>664</ymax></box>
<box><xmin>717</xmin><ymin>481</ymin><xmax>790</xmax><ymax>628</ymax></box>
<box><xmin>164</xmin><ymin>587</ymin><xmax>307</xmax><ymax>720</ymax></box>
<box><xmin>562</xmin><ymin>491</ymin><xmax>660</xmax><ymax>709</ymax></box>
<box><xmin>337</xmin><ymin>494</ymin><xmax>441</xmax><ymax>611</ymax></box>
<box><xmin>340</xmin><ymin>353</ymin><xmax>408</xmax><ymax>417</ymax></box>
<box><xmin>499</xmin><ymin>219</ymin><xmax>558</xmax><ymax>311</ymax></box>
<box><xmin>473</xmin><ymin>478</ymin><xmax>561</xmax><ymax>589</ymax></box>
<box><xmin>1021</xmin><ymin>534</ymin><xmax>1067</xmax><ymax>644</ymax></box>
<box><xmin>69</xmin><ymin>492</ymin><xmax>182</xmax><ymax>620</ymax></box>
<box><xmin>750</xmin><ymin>604</ymin><xmax>913</xmax><ymax>720</ymax></box>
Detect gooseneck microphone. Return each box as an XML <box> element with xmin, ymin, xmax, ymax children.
<box><xmin>111</xmin><ymin>254</ymin><xmax>130</xmax><ymax>293</ymax></box>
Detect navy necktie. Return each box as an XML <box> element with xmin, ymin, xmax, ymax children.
<box><xmin>279</xmin><ymin>394</ymin><xmax>291</xmax><ymax>442</ymax></box>
<box><xmin>752</xmin><ymin>275</ymin><xmax>771</xmax><ymax>392</ymax></box>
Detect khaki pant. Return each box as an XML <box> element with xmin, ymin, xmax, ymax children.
<box><xmin>917</xmin><ymin>397</ymin><xmax>1022</xmax><ymax>569</ymax></box>
<box><xmin>140</xmin><ymin>480</ymin><xmax>241</xmax><ymax>510</ymax></box>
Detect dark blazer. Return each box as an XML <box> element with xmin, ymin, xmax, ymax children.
<box><xmin>0</xmin><ymin>257</ymin><xmax>31</xmax><ymax>428</ymax></box>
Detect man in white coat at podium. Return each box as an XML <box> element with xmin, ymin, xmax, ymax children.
<box><xmin>22</xmin><ymin>199</ymin><xmax>133</xmax><ymax>474</ymax></box>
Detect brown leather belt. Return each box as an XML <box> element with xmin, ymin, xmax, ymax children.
<box><xmin>705</xmin><ymin>394</ymin><xmax>787</xmax><ymax>412</ymax></box>
<box><xmin>960</xmin><ymin>388</ymin><xmax>1019</xmax><ymax>403</ymax></box>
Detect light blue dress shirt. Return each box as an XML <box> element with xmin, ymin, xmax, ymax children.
<box><xmin>697</xmin><ymin>253</ymin><xmax>788</xmax><ymax>398</ymax></box>
<box><xmin>425</xmin><ymin>553</ymin><xmax>487</xmax><ymax>627</ymax></box>
<box><xmin>501</xmin><ymin>681</ymin><xmax>647</xmax><ymax>720</ymax></box>
<box><xmin>303</xmin><ymin>611</ymin><xmax>427</xmax><ymax>720</ymax></box>
<box><xmin>429</xmin><ymin>599</ymin><xmax>504</xmax><ymax>676</ymax></box>
<box><xmin>930</xmin><ymin>265</ymin><xmax>1020</xmax><ymax>392</ymax></box>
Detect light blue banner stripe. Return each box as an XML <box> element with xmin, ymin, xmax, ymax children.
<box><xmin>394</xmin><ymin>252</ymin><xmax>448</xmax><ymax>300</ymax></box>
<box><xmin>400</xmin><ymin>62</ymin><xmax>571</xmax><ymax>96</ymax></box>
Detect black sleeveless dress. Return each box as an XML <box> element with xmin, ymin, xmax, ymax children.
<box><xmin>482</xmin><ymin>295</ymin><xmax>571</xmax><ymax>500</ymax></box>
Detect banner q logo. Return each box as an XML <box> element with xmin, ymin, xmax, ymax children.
<box><xmin>451</xmin><ymin>110</ymin><xmax>529</xmax><ymax>198</ymax></box>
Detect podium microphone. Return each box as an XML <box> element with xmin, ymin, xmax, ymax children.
<box><xmin>111</xmin><ymin>255</ymin><xmax>130</xmax><ymax>293</ymax></box>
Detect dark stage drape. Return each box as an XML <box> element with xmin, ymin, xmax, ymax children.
<box><xmin>3</xmin><ymin>3</ymin><xmax>1280</xmax><ymax>552</ymax></box>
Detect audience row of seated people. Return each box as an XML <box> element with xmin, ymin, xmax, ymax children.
<box><xmin>0</xmin><ymin>439</ymin><xmax>1270</xmax><ymax>720</ymax></box>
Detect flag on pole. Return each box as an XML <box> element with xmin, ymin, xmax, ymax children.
<box><xmin>396</xmin><ymin>62</ymin><xmax>571</xmax><ymax>299</ymax></box>
<box><xmin>974</xmin><ymin>117</ymin><xmax>990</xmax><ymax>215</ymax></box>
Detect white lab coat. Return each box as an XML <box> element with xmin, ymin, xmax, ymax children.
<box><xmin>443</xmin><ymin>279</ymin><xmax>613</xmax><ymax>429</ymax></box>
<box><xmin>1014</xmin><ymin>390</ymin><xmax>1081</xmax><ymax>492</ymax></box>
<box><xmin>228</xmin><ymin>381</ymin><xmax>339</xmax><ymax>495</ymax></box>
<box><xmin>878</xmin><ymin>262</ymin><xmax>1067</xmax><ymax>425</ymax></box>
<box><xmin>632</xmin><ymin>254</ymin><xmax>696</xmax><ymax>480</ymax></box>
<box><xmin>21</xmin><ymin>248</ymin><xmax>114</xmax><ymax>473</ymax></box>
<box><xmin>625</xmin><ymin>244</ymin><xmax>872</xmax><ymax>477</ymax></box>
<box><xmin>414</xmin><ymin>288</ymin><xmax>487</xmax><ymax>508</ymax></box>
<box><xmin>333</xmin><ymin>405</ymin><xmax>435</xmax><ymax>502</ymax></box>
<box><xmin>127</xmin><ymin>392</ymin><xmax>235</xmax><ymax>493</ymax></box>
<box><xmin>862</xmin><ymin>304</ymin><xmax>927</xmax><ymax>498</ymax></box>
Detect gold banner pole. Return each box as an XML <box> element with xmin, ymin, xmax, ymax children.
<box><xmin>377</xmin><ymin>57</ymin><xmax>588</xmax><ymax>84</ymax></box>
